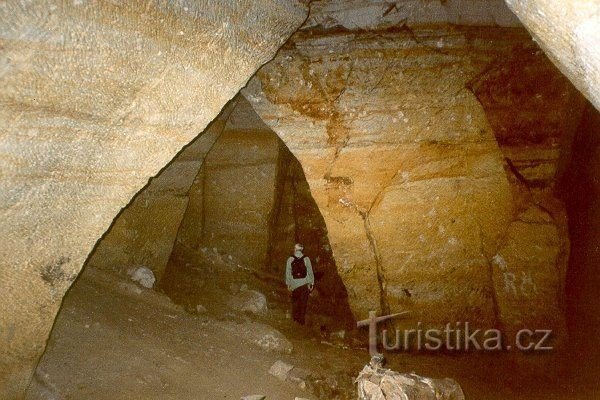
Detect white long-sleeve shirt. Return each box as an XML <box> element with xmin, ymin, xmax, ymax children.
<box><xmin>285</xmin><ymin>252</ymin><xmax>314</xmax><ymax>291</ymax></box>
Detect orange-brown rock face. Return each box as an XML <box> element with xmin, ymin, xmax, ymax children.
<box><xmin>491</xmin><ymin>203</ymin><xmax>569</xmax><ymax>342</ymax></box>
<box><xmin>469</xmin><ymin>46</ymin><xmax>585</xmax><ymax>187</ymax></box>
<box><xmin>244</xmin><ymin>28</ymin><xmax>523</xmax><ymax>325</ymax></box>
<box><xmin>468</xmin><ymin>45</ymin><xmax>582</xmax><ymax>342</ymax></box>
<box><xmin>244</xmin><ymin>26</ymin><xmax>575</xmax><ymax>339</ymax></box>
<box><xmin>158</xmin><ymin>98</ymin><xmax>353</xmax><ymax>323</ymax></box>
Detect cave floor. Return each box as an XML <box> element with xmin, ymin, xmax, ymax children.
<box><xmin>28</xmin><ymin>267</ymin><xmax>597</xmax><ymax>400</ymax></box>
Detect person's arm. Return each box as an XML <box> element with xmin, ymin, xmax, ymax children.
<box><xmin>305</xmin><ymin>257</ymin><xmax>314</xmax><ymax>290</ymax></box>
<box><xmin>285</xmin><ymin>257</ymin><xmax>293</xmax><ymax>290</ymax></box>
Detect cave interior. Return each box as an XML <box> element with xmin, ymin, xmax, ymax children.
<box><xmin>3</xmin><ymin>1</ymin><xmax>600</xmax><ymax>399</ymax></box>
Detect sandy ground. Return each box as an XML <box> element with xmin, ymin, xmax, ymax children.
<box><xmin>27</xmin><ymin>268</ymin><xmax>362</xmax><ymax>400</ymax></box>
<box><xmin>27</xmin><ymin>266</ymin><xmax>600</xmax><ymax>400</ymax></box>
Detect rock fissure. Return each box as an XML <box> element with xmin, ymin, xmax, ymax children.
<box><xmin>363</xmin><ymin>213</ymin><xmax>389</xmax><ymax>316</ymax></box>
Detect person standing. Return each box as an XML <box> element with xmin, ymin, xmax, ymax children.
<box><xmin>285</xmin><ymin>243</ymin><xmax>314</xmax><ymax>325</ymax></box>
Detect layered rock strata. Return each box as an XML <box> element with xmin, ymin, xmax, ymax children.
<box><xmin>243</xmin><ymin>26</ymin><xmax>573</xmax><ymax>339</ymax></box>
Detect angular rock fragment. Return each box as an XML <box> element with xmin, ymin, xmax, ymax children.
<box><xmin>356</xmin><ymin>359</ymin><xmax>464</xmax><ymax>400</ymax></box>
<box><xmin>269</xmin><ymin>360</ymin><xmax>294</xmax><ymax>381</ymax></box>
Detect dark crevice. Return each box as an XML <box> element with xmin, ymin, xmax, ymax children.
<box><xmin>557</xmin><ymin>102</ymin><xmax>600</xmax><ymax>362</ymax></box>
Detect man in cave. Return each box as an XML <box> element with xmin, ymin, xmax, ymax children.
<box><xmin>285</xmin><ymin>243</ymin><xmax>315</xmax><ymax>325</ymax></box>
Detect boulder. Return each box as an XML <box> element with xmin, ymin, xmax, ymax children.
<box><xmin>268</xmin><ymin>360</ymin><xmax>294</xmax><ymax>381</ymax></box>
<box><xmin>252</xmin><ymin>331</ymin><xmax>294</xmax><ymax>354</ymax></box>
<box><xmin>228</xmin><ymin>290</ymin><xmax>268</xmax><ymax>315</ymax></box>
<box><xmin>287</xmin><ymin>366</ymin><xmax>312</xmax><ymax>390</ymax></box>
<box><xmin>128</xmin><ymin>266</ymin><xmax>155</xmax><ymax>289</ymax></box>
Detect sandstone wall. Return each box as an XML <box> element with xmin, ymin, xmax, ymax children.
<box><xmin>86</xmin><ymin>103</ymin><xmax>235</xmax><ymax>280</ymax></box>
<box><xmin>189</xmin><ymin>98</ymin><xmax>281</xmax><ymax>268</ymax></box>
<box><xmin>469</xmin><ymin>46</ymin><xmax>586</xmax><ymax>187</ymax></box>
<box><xmin>491</xmin><ymin>202</ymin><xmax>569</xmax><ymax>341</ymax></box>
<box><xmin>0</xmin><ymin>1</ymin><xmax>307</xmax><ymax>397</ymax></box>
<box><xmin>159</xmin><ymin>98</ymin><xmax>288</xmax><ymax>312</ymax></box>
<box><xmin>505</xmin><ymin>0</ymin><xmax>600</xmax><ymax>111</ymax></box>
<box><xmin>560</xmin><ymin>104</ymin><xmax>600</xmax><ymax>358</ymax></box>
<box><xmin>468</xmin><ymin>44</ymin><xmax>584</xmax><ymax>341</ymax></box>
<box><xmin>267</xmin><ymin>145</ymin><xmax>351</xmax><ymax>311</ymax></box>
<box><xmin>303</xmin><ymin>0</ymin><xmax>521</xmax><ymax>30</ymax></box>
<box><xmin>243</xmin><ymin>26</ymin><xmax>576</xmax><ymax>339</ymax></box>
<box><xmin>154</xmin><ymin>97</ymin><xmax>282</xmax><ymax>277</ymax></box>
<box><xmin>161</xmin><ymin>97</ymin><xmax>352</xmax><ymax>323</ymax></box>
<box><xmin>89</xmin><ymin>95</ymin><xmax>346</xmax><ymax>306</ymax></box>
<box><xmin>243</xmin><ymin>27</ymin><xmax>521</xmax><ymax>325</ymax></box>
<box><xmin>2</xmin><ymin>2</ymin><xmax>595</xmax><ymax>395</ymax></box>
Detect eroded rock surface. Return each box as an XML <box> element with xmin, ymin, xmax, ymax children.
<box><xmin>189</xmin><ymin>99</ymin><xmax>282</xmax><ymax>268</ymax></box>
<box><xmin>469</xmin><ymin>46</ymin><xmax>586</xmax><ymax>186</ymax></box>
<box><xmin>2</xmin><ymin>2</ymin><xmax>591</xmax><ymax>397</ymax></box>
<box><xmin>491</xmin><ymin>204</ymin><xmax>568</xmax><ymax>341</ymax></box>
<box><xmin>159</xmin><ymin>97</ymin><xmax>352</xmax><ymax>324</ymax></box>
<box><xmin>244</xmin><ymin>27</ymin><xmax>522</xmax><ymax>326</ymax></box>
<box><xmin>505</xmin><ymin>0</ymin><xmax>600</xmax><ymax>111</ymax></box>
<box><xmin>303</xmin><ymin>0</ymin><xmax>521</xmax><ymax>31</ymax></box>
<box><xmin>86</xmin><ymin>102</ymin><xmax>236</xmax><ymax>280</ymax></box>
<box><xmin>244</xmin><ymin>25</ymin><xmax>576</xmax><ymax>339</ymax></box>
<box><xmin>0</xmin><ymin>1</ymin><xmax>307</xmax><ymax>397</ymax></box>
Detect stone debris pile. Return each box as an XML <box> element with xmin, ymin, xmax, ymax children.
<box><xmin>356</xmin><ymin>357</ymin><xmax>465</xmax><ymax>400</ymax></box>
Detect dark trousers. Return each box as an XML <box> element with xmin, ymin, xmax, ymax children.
<box><xmin>291</xmin><ymin>284</ymin><xmax>310</xmax><ymax>325</ymax></box>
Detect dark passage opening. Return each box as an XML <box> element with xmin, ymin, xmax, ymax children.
<box><xmin>558</xmin><ymin>103</ymin><xmax>600</xmax><ymax>366</ymax></box>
